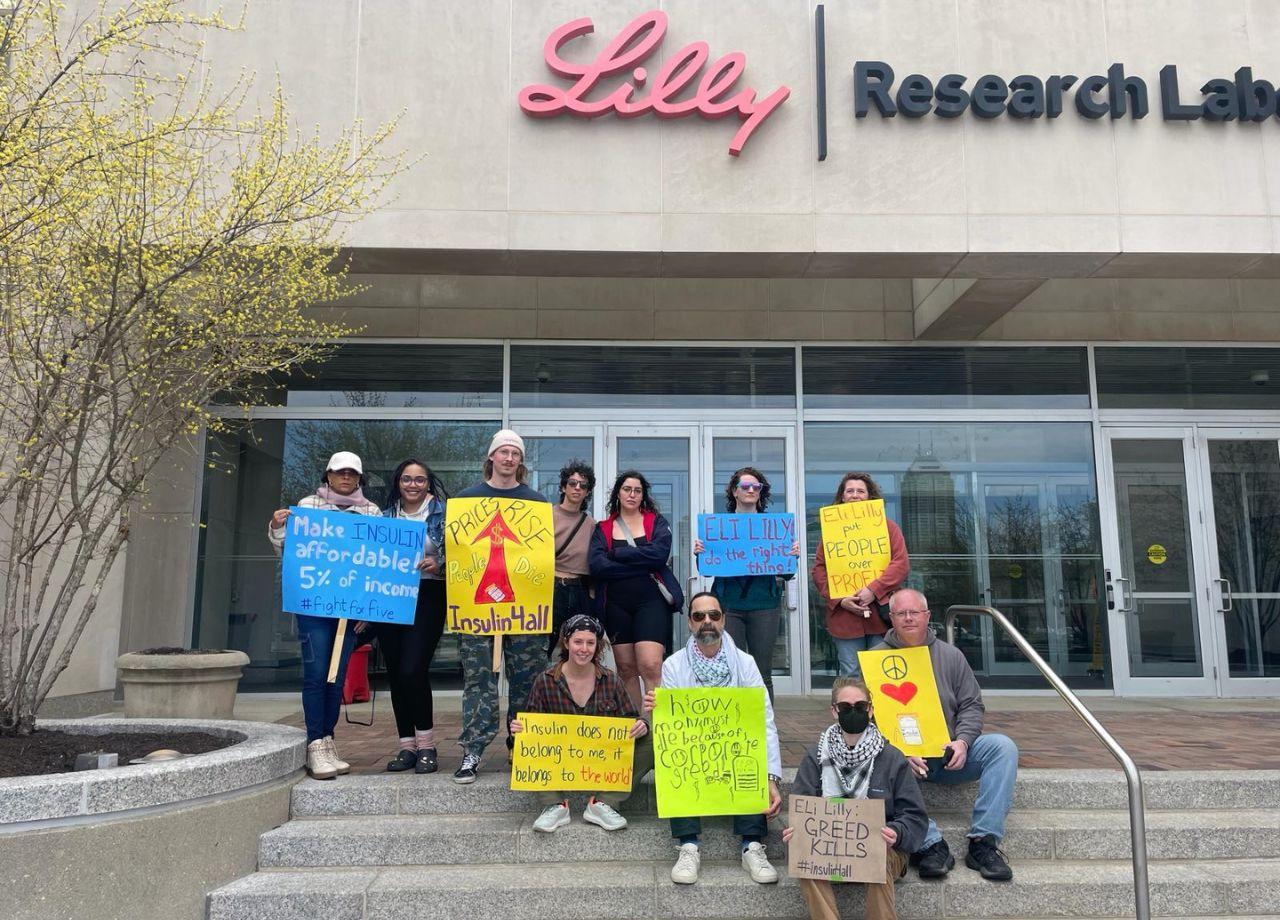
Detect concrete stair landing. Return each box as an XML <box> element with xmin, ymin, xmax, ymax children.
<box><xmin>207</xmin><ymin>769</ymin><xmax>1280</xmax><ymax>919</ymax></box>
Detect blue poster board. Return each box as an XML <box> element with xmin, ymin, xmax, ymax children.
<box><xmin>281</xmin><ymin>506</ymin><xmax>426</xmax><ymax>624</ymax></box>
<box><xmin>696</xmin><ymin>513</ymin><xmax>797</xmax><ymax>577</ymax></box>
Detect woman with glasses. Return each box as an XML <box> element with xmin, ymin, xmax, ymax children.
<box><xmin>268</xmin><ymin>451</ymin><xmax>382</xmax><ymax>780</ymax></box>
<box><xmin>376</xmin><ymin>458</ymin><xmax>449</xmax><ymax>774</ymax></box>
<box><xmin>589</xmin><ymin>470</ymin><xmax>683</xmax><ymax>708</ymax></box>
<box><xmin>692</xmin><ymin>466</ymin><xmax>800</xmax><ymax>700</ymax></box>
<box><xmin>811</xmin><ymin>472</ymin><xmax>910</xmax><ymax>677</ymax></box>
<box><xmin>783</xmin><ymin>675</ymin><xmax>927</xmax><ymax>920</ymax></box>
<box><xmin>548</xmin><ymin>460</ymin><xmax>597</xmax><ymax>658</ymax></box>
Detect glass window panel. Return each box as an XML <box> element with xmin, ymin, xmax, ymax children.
<box><xmin>223</xmin><ymin>343</ymin><xmax>504</xmax><ymax>408</ymax></box>
<box><xmin>510</xmin><ymin>345</ymin><xmax>795</xmax><ymax>408</ymax></box>
<box><xmin>1096</xmin><ymin>347</ymin><xmax>1280</xmax><ymax>410</ymax></box>
<box><xmin>1207</xmin><ymin>439</ymin><xmax>1280</xmax><ymax>678</ymax></box>
<box><xmin>524</xmin><ymin>437</ymin><xmax>597</xmax><ymax>512</ymax></box>
<box><xmin>193</xmin><ymin>419</ymin><xmax>495</xmax><ymax>691</ymax></box>
<box><xmin>1109</xmin><ymin>438</ymin><xmax>1203</xmax><ymax>677</ymax></box>
<box><xmin>804</xmin><ymin>422</ymin><xmax>1107</xmax><ymax>689</ymax></box>
<box><xmin>802</xmin><ymin>346</ymin><xmax>1089</xmax><ymax>409</ymax></box>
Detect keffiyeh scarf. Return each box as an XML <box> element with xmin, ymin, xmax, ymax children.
<box><xmin>818</xmin><ymin>721</ymin><xmax>886</xmax><ymax>799</ymax></box>
<box><xmin>685</xmin><ymin>635</ymin><xmax>732</xmax><ymax>687</ymax></box>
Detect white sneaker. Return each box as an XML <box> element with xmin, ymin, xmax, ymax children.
<box><xmin>306</xmin><ymin>739</ymin><xmax>337</xmax><ymax>780</ymax></box>
<box><xmin>582</xmin><ymin>798</ymin><xmax>627</xmax><ymax>831</ymax></box>
<box><xmin>742</xmin><ymin>841</ymin><xmax>779</xmax><ymax>883</ymax></box>
<box><xmin>533</xmin><ymin>802</ymin><xmax>571</xmax><ymax>833</ymax></box>
<box><xmin>671</xmin><ymin>842</ymin><xmax>701</xmax><ymax>884</ymax></box>
<box><xmin>322</xmin><ymin>736</ymin><xmax>350</xmax><ymax>775</ymax></box>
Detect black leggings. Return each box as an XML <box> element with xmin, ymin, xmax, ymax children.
<box><xmin>374</xmin><ymin>578</ymin><xmax>447</xmax><ymax>739</ymax></box>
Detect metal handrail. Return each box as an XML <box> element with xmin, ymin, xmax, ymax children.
<box><xmin>944</xmin><ymin>605</ymin><xmax>1150</xmax><ymax>920</ymax></box>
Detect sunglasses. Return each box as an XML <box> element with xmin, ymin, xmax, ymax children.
<box><xmin>834</xmin><ymin>700</ymin><xmax>871</xmax><ymax>714</ymax></box>
<box><xmin>736</xmin><ymin>482</ymin><xmax>763</xmax><ymax>492</ymax></box>
<box><xmin>689</xmin><ymin>609</ymin><xmax>724</xmax><ymax>623</ymax></box>
<box><xmin>565</xmin><ymin>479</ymin><xmax>590</xmax><ymax>489</ymax></box>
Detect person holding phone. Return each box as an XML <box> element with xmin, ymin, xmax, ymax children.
<box><xmin>784</xmin><ymin>675</ymin><xmax>927</xmax><ymax>920</ymax></box>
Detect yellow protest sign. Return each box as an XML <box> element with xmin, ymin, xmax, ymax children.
<box><xmin>510</xmin><ymin>712</ymin><xmax>635</xmax><ymax>792</ymax></box>
<box><xmin>444</xmin><ymin>496</ymin><xmax>554</xmax><ymax>634</ymax></box>
<box><xmin>819</xmin><ymin>499</ymin><xmax>892</xmax><ymax>598</ymax></box>
<box><xmin>857</xmin><ymin>645</ymin><xmax>950</xmax><ymax>757</ymax></box>
<box><xmin>652</xmin><ymin>687</ymin><xmax>769</xmax><ymax>819</ymax></box>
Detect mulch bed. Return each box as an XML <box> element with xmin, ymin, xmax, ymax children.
<box><xmin>0</xmin><ymin>730</ymin><xmax>234</xmax><ymax>778</ymax></box>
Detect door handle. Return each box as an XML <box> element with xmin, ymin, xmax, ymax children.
<box><xmin>1215</xmin><ymin>577</ymin><xmax>1234</xmax><ymax>613</ymax></box>
<box><xmin>686</xmin><ymin>574</ymin><xmax>698</xmax><ymax>606</ymax></box>
<box><xmin>1114</xmin><ymin>576</ymin><xmax>1134</xmax><ymax>613</ymax></box>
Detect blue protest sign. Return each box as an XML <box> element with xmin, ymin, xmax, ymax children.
<box><xmin>281</xmin><ymin>506</ymin><xmax>426</xmax><ymax>624</ymax></box>
<box><xmin>696</xmin><ymin>513</ymin><xmax>798</xmax><ymax>577</ymax></box>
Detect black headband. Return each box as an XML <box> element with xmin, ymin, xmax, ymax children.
<box><xmin>560</xmin><ymin>614</ymin><xmax>605</xmax><ymax>640</ymax></box>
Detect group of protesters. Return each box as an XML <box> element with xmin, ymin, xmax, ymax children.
<box><xmin>268</xmin><ymin>429</ymin><xmax>1017</xmax><ymax>920</ymax></box>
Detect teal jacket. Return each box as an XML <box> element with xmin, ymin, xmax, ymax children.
<box><xmin>711</xmin><ymin>572</ymin><xmax>793</xmax><ymax>612</ymax></box>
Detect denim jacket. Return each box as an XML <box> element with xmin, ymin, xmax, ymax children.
<box><xmin>382</xmin><ymin>496</ymin><xmax>446</xmax><ymax>575</ymax></box>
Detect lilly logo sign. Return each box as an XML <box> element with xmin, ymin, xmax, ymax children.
<box><xmin>517</xmin><ymin>10</ymin><xmax>790</xmax><ymax>156</ymax></box>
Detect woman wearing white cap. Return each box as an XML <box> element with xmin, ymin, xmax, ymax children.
<box><xmin>269</xmin><ymin>450</ymin><xmax>381</xmax><ymax>779</ymax></box>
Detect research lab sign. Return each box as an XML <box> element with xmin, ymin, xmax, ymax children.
<box><xmin>854</xmin><ymin>62</ymin><xmax>1280</xmax><ymax>122</ymax></box>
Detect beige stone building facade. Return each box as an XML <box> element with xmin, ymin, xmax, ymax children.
<box><xmin>48</xmin><ymin>0</ymin><xmax>1280</xmax><ymax>708</ymax></box>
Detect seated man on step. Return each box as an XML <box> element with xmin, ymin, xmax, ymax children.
<box><xmin>874</xmin><ymin>589</ymin><xmax>1017</xmax><ymax>882</ymax></box>
<box><xmin>643</xmin><ymin>591</ymin><xmax>783</xmax><ymax>887</ymax></box>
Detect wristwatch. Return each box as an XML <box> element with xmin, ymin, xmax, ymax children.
<box><xmin>768</xmin><ymin>773</ymin><xmax>782</xmax><ymax>785</ymax></box>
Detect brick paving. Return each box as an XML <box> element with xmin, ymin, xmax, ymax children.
<box><xmin>277</xmin><ymin>694</ymin><xmax>1280</xmax><ymax>775</ymax></box>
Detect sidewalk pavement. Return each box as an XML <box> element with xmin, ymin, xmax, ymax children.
<box><xmin>246</xmin><ymin>692</ymin><xmax>1280</xmax><ymax>776</ymax></box>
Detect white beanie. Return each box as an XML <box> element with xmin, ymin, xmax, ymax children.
<box><xmin>488</xmin><ymin>429</ymin><xmax>525</xmax><ymax>458</ymax></box>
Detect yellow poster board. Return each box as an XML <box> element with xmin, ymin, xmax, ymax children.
<box><xmin>857</xmin><ymin>645</ymin><xmax>950</xmax><ymax>757</ymax></box>
<box><xmin>510</xmin><ymin>713</ymin><xmax>635</xmax><ymax>792</ymax></box>
<box><xmin>652</xmin><ymin>687</ymin><xmax>769</xmax><ymax>819</ymax></box>
<box><xmin>819</xmin><ymin>499</ymin><xmax>892</xmax><ymax>598</ymax></box>
<box><xmin>444</xmin><ymin>496</ymin><xmax>554</xmax><ymax>634</ymax></box>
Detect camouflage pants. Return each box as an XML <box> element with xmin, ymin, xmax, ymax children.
<box><xmin>458</xmin><ymin>632</ymin><xmax>547</xmax><ymax>758</ymax></box>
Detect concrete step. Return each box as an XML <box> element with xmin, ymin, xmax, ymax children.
<box><xmin>206</xmin><ymin>858</ymin><xmax>1280</xmax><ymax>919</ymax></box>
<box><xmin>259</xmin><ymin>809</ymin><xmax>1280</xmax><ymax>868</ymax></box>
<box><xmin>288</xmin><ymin>769</ymin><xmax>1280</xmax><ymax>818</ymax></box>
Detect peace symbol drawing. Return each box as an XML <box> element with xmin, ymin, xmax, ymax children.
<box><xmin>881</xmin><ymin>655</ymin><xmax>909</xmax><ymax>680</ymax></box>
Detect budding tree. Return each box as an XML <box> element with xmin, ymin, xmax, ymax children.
<box><xmin>0</xmin><ymin>0</ymin><xmax>398</xmax><ymax>734</ymax></box>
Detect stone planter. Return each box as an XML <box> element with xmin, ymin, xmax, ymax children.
<box><xmin>116</xmin><ymin>650</ymin><xmax>250</xmax><ymax>719</ymax></box>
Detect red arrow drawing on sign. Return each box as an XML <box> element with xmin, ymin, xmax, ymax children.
<box><xmin>472</xmin><ymin>510</ymin><xmax>521</xmax><ymax>604</ymax></box>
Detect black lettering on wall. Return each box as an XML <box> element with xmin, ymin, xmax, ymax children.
<box><xmin>1160</xmin><ymin>64</ymin><xmax>1202</xmax><ymax>120</ymax></box>
<box><xmin>855</xmin><ymin>61</ymin><xmax>897</xmax><ymax>117</ymax></box>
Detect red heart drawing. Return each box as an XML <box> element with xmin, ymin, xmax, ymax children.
<box><xmin>880</xmin><ymin>682</ymin><xmax>918</xmax><ymax>705</ymax></box>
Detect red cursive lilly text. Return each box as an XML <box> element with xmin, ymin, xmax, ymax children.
<box><xmin>518</xmin><ymin>10</ymin><xmax>790</xmax><ymax>157</ymax></box>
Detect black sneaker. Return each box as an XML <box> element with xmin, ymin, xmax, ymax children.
<box><xmin>386</xmin><ymin>749</ymin><xmax>418</xmax><ymax>773</ymax></box>
<box><xmin>453</xmin><ymin>752</ymin><xmax>481</xmax><ymax>784</ymax></box>
<box><xmin>415</xmin><ymin>748</ymin><xmax>439</xmax><ymax>775</ymax></box>
<box><xmin>966</xmin><ymin>834</ymin><xmax>1013</xmax><ymax>881</ymax></box>
<box><xmin>916</xmin><ymin>839</ymin><xmax>955</xmax><ymax>879</ymax></box>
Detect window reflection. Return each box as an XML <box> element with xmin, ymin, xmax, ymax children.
<box><xmin>804</xmin><ymin>422</ymin><xmax>1108</xmax><ymax>689</ymax></box>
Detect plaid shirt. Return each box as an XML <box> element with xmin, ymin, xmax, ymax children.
<box><xmin>523</xmin><ymin>663</ymin><xmax>639</xmax><ymax>719</ymax></box>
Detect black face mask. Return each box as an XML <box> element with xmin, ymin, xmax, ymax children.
<box><xmin>837</xmin><ymin>705</ymin><xmax>871</xmax><ymax>735</ymax></box>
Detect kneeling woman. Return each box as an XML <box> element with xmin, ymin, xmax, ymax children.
<box><xmin>784</xmin><ymin>676</ymin><xmax>928</xmax><ymax>920</ymax></box>
<box><xmin>511</xmin><ymin>615</ymin><xmax>654</xmax><ymax>833</ymax></box>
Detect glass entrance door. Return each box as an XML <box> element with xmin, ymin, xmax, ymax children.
<box><xmin>1197</xmin><ymin>431</ymin><xmax>1280</xmax><ymax>696</ymax></box>
<box><xmin>1100</xmin><ymin>428</ymin><xmax>1217</xmax><ymax>695</ymax></box>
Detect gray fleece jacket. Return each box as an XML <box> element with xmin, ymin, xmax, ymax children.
<box><xmin>874</xmin><ymin>629</ymin><xmax>985</xmax><ymax>748</ymax></box>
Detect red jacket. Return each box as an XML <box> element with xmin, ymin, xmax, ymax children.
<box><xmin>811</xmin><ymin>517</ymin><xmax>909</xmax><ymax>639</ymax></box>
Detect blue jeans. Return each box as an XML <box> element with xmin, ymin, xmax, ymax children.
<box><xmin>918</xmin><ymin>733</ymin><xmax>1019</xmax><ymax>848</ymax></box>
<box><xmin>832</xmin><ymin>634</ymin><xmax>878</xmax><ymax>677</ymax></box>
<box><xmin>296</xmin><ymin>614</ymin><xmax>358</xmax><ymax>743</ymax></box>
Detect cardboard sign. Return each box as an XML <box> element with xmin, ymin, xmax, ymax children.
<box><xmin>697</xmin><ymin>513</ymin><xmax>798</xmax><ymax>577</ymax></box>
<box><xmin>652</xmin><ymin>687</ymin><xmax>770</xmax><ymax>819</ymax></box>
<box><xmin>857</xmin><ymin>646</ymin><xmax>951</xmax><ymax>757</ymax></box>
<box><xmin>281</xmin><ymin>506</ymin><xmax>424</xmax><ymax>625</ymax></box>
<box><xmin>819</xmin><ymin>499</ymin><xmax>892</xmax><ymax>598</ymax></box>
<box><xmin>787</xmin><ymin>795</ymin><xmax>887</xmax><ymax>884</ymax></box>
<box><xmin>444</xmin><ymin>496</ymin><xmax>554</xmax><ymax>635</ymax></box>
<box><xmin>510</xmin><ymin>713</ymin><xmax>636</xmax><ymax>792</ymax></box>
